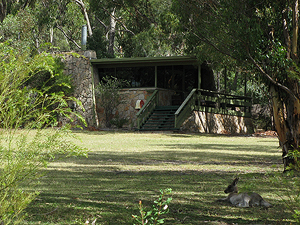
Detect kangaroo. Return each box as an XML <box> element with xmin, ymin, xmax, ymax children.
<box><xmin>218</xmin><ymin>178</ymin><xmax>272</xmax><ymax>208</ymax></box>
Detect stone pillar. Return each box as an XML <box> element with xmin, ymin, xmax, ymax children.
<box><xmin>59</xmin><ymin>50</ymin><xmax>98</xmax><ymax>128</ymax></box>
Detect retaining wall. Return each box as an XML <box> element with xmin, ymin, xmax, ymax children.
<box><xmin>181</xmin><ymin>111</ymin><xmax>253</xmax><ymax>134</ymax></box>
<box><xmin>96</xmin><ymin>88</ymin><xmax>175</xmax><ymax>128</ymax></box>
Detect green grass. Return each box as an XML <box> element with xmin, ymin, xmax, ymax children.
<box><xmin>23</xmin><ymin>131</ymin><xmax>295</xmax><ymax>224</ymax></box>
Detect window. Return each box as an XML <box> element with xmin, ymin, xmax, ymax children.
<box><xmin>98</xmin><ymin>66</ymin><xmax>155</xmax><ymax>88</ymax></box>
<box><xmin>157</xmin><ymin>65</ymin><xmax>198</xmax><ymax>92</ymax></box>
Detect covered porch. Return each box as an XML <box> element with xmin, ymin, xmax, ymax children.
<box><xmin>91</xmin><ymin>56</ymin><xmax>204</xmax><ymax>106</ymax></box>
<box><xmin>91</xmin><ymin>56</ymin><xmax>251</xmax><ymax>132</ymax></box>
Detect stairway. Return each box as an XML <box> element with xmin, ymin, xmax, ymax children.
<box><xmin>138</xmin><ymin>106</ymin><xmax>179</xmax><ymax>131</ymax></box>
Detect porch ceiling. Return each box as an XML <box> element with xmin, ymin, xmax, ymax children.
<box><xmin>90</xmin><ymin>56</ymin><xmax>199</xmax><ymax>68</ymax></box>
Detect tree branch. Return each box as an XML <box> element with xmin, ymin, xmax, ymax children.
<box><xmin>187</xmin><ymin>25</ymin><xmax>236</xmax><ymax>60</ymax></box>
<box><xmin>95</xmin><ymin>15</ymin><xmax>108</xmax><ymax>30</ymax></box>
<box><xmin>57</xmin><ymin>26</ymin><xmax>81</xmax><ymax>49</ymax></box>
<box><xmin>248</xmin><ymin>52</ymin><xmax>298</xmax><ymax>101</ymax></box>
<box><xmin>74</xmin><ymin>0</ymin><xmax>93</xmax><ymax>36</ymax></box>
<box><xmin>101</xmin><ymin>7</ymin><xmax>135</xmax><ymax>36</ymax></box>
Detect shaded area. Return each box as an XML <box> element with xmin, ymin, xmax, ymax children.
<box><xmin>24</xmin><ymin>132</ymin><xmax>290</xmax><ymax>224</ymax></box>
<box><xmin>25</xmin><ymin>169</ymin><xmax>289</xmax><ymax>225</ymax></box>
<box><xmin>64</xmin><ymin>141</ymin><xmax>281</xmax><ymax>169</ymax></box>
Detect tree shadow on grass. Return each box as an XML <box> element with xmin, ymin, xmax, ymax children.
<box><xmin>65</xmin><ymin>143</ymin><xmax>282</xmax><ymax>169</ymax></box>
<box><xmin>25</xmin><ymin>167</ymin><xmax>290</xmax><ymax>224</ymax></box>
<box><xmin>24</xmin><ymin>132</ymin><xmax>287</xmax><ymax>224</ymax></box>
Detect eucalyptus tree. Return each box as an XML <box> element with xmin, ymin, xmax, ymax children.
<box><xmin>173</xmin><ymin>0</ymin><xmax>300</xmax><ymax>170</ymax></box>
<box><xmin>0</xmin><ymin>0</ymin><xmax>36</xmax><ymax>22</ymax></box>
<box><xmin>0</xmin><ymin>0</ymin><xmax>87</xmax><ymax>52</ymax></box>
<box><xmin>88</xmin><ymin>0</ymin><xmax>184</xmax><ymax>57</ymax></box>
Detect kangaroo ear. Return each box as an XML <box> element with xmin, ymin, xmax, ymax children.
<box><xmin>233</xmin><ymin>177</ymin><xmax>239</xmax><ymax>185</ymax></box>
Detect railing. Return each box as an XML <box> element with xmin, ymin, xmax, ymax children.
<box><xmin>175</xmin><ymin>89</ymin><xmax>252</xmax><ymax>129</ymax></box>
<box><xmin>174</xmin><ymin>89</ymin><xmax>197</xmax><ymax>128</ymax></box>
<box><xmin>137</xmin><ymin>89</ymin><xmax>252</xmax><ymax>130</ymax></box>
<box><xmin>136</xmin><ymin>90</ymin><xmax>159</xmax><ymax>129</ymax></box>
<box><xmin>196</xmin><ymin>89</ymin><xmax>252</xmax><ymax>118</ymax></box>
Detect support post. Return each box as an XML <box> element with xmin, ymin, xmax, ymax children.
<box><xmin>155</xmin><ymin>66</ymin><xmax>157</xmax><ymax>88</ymax></box>
<box><xmin>224</xmin><ymin>67</ymin><xmax>227</xmax><ymax>93</ymax></box>
<box><xmin>198</xmin><ymin>64</ymin><xmax>201</xmax><ymax>89</ymax></box>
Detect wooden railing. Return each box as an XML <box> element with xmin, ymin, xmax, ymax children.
<box><xmin>175</xmin><ymin>89</ymin><xmax>252</xmax><ymax>129</ymax></box>
<box><xmin>196</xmin><ymin>89</ymin><xmax>252</xmax><ymax>118</ymax></box>
<box><xmin>174</xmin><ymin>89</ymin><xmax>197</xmax><ymax>128</ymax></box>
<box><xmin>137</xmin><ymin>89</ymin><xmax>252</xmax><ymax>130</ymax></box>
<box><xmin>136</xmin><ymin>90</ymin><xmax>159</xmax><ymax>129</ymax></box>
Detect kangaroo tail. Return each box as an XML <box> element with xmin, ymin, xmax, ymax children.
<box><xmin>261</xmin><ymin>200</ymin><xmax>272</xmax><ymax>208</ymax></box>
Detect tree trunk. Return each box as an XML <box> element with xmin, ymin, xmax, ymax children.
<box><xmin>108</xmin><ymin>8</ymin><xmax>116</xmax><ymax>57</ymax></box>
<box><xmin>292</xmin><ymin>0</ymin><xmax>299</xmax><ymax>59</ymax></box>
<box><xmin>74</xmin><ymin>0</ymin><xmax>93</xmax><ymax>36</ymax></box>
<box><xmin>0</xmin><ymin>0</ymin><xmax>7</xmax><ymax>23</ymax></box>
<box><xmin>50</xmin><ymin>27</ymin><xmax>54</xmax><ymax>44</ymax></box>
<box><xmin>271</xmin><ymin>83</ymin><xmax>300</xmax><ymax>170</ymax></box>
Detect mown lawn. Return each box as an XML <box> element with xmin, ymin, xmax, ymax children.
<box><xmin>24</xmin><ymin>131</ymin><xmax>295</xmax><ymax>224</ymax></box>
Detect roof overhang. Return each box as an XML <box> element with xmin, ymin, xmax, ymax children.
<box><xmin>90</xmin><ymin>56</ymin><xmax>199</xmax><ymax>68</ymax></box>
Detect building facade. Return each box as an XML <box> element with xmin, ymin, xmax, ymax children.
<box><xmin>62</xmin><ymin>50</ymin><xmax>253</xmax><ymax>134</ymax></box>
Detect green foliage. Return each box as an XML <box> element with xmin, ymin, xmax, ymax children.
<box><xmin>0</xmin><ymin>10</ymin><xmax>35</xmax><ymax>51</ymax></box>
<box><xmin>110</xmin><ymin>115</ymin><xmax>129</xmax><ymax>129</ymax></box>
<box><xmin>88</xmin><ymin>0</ymin><xmax>184</xmax><ymax>57</ymax></box>
<box><xmin>132</xmin><ymin>188</ymin><xmax>172</xmax><ymax>225</ymax></box>
<box><xmin>95</xmin><ymin>76</ymin><xmax>128</xmax><ymax>128</ymax></box>
<box><xmin>25</xmin><ymin>55</ymin><xmax>74</xmax><ymax>96</ymax></box>
<box><xmin>286</xmin><ymin>149</ymin><xmax>300</xmax><ymax>172</ymax></box>
<box><xmin>0</xmin><ymin>43</ymin><xmax>87</xmax><ymax>224</ymax></box>
<box><xmin>87</xmin><ymin>29</ymin><xmax>110</xmax><ymax>58</ymax></box>
<box><xmin>0</xmin><ymin>43</ymin><xmax>80</xmax><ymax>128</ymax></box>
<box><xmin>0</xmin><ymin>128</ymin><xmax>87</xmax><ymax>224</ymax></box>
<box><xmin>1</xmin><ymin>0</ymin><xmax>86</xmax><ymax>53</ymax></box>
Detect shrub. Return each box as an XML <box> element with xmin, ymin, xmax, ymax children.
<box><xmin>95</xmin><ymin>76</ymin><xmax>128</xmax><ymax>128</ymax></box>
<box><xmin>110</xmin><ymin>115</ymin><xmax>129</xmax><ymax>128</ymax></box>
<box><xmin>132</xmin><ymin>188</ymin><xmax>172</xmax><ymax>225</ymax></box>
<box><xmin>0</xmin><ymin>42</ymin><xmax>87</xmax><ymax>224</ymax></box>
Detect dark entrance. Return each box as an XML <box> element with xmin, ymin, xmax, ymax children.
<box><xmin>93</xmin><ymin>57</ymin><xmax>201</xmax><ymax>106</ymax></box>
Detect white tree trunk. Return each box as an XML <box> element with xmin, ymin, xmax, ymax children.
<box><xmin>74</xmin><ymin>0</ymin><xmax>93</xmax><ymax>36</ymax></box>
<box><xmin>108</xmin><ymin>8</ymin><xmax>116</xmax><ymax>56</ymax></box>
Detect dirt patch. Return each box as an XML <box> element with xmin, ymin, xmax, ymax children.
<box><xmin>252</xmin><ymin>130</ymin><xmax>278</xmax><ymax>137</ymax></box>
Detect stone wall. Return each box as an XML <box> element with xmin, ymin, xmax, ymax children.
<box><xmin>96</xmin><ymin>88</ymin><xmax>175</xmax><ymax>128</ymax></box>
<box><xmin>181</xmin><ymin>111</ymin><xmax>253</xmax><ymax>134</ymax></box>
<box><xmin>59</xmin><ymin>51</ymin><xmax>98</xmax><ymax>127</ymax></box>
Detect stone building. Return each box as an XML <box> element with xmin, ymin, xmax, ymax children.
<box><xmin>62</xmin><ymin>50</ymin><xmax>253</xmax><ymax>134</ymax></box>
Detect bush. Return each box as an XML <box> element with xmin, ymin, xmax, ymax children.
<box><xmin>110</xmin><ymin>115</ymin><xmax>129</xmax><ymax>128</ymax></box>
<box><xmin>95</xmin><ymin>76</ymin><xmax>128</xmax><ymax>128</ymax></box>
<box><xmin>132</xmin><ymin>188</ymin><xmax>172</xmax><ymax>225</ymax></box>
<box><xmin>0</xmin><ymin>42</ymin><xmax>87</xmax><ymax>224</ymax></box>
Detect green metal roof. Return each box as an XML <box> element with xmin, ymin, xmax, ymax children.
<box><xmin>90</xmin><ymin>56</ymin><xmax>199</xmax><ymax>68</ymax></box>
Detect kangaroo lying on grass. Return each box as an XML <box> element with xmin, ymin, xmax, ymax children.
<box><xmin>218</xmin><ymin>178</ymin><xmax>272</xmax><ymax>208</ymax></box>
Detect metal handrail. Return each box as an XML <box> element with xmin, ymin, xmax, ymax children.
<box><xmin>136</xmin><ymin>90</ymin><xmax>159</xmax><ymax>129</ymax></box>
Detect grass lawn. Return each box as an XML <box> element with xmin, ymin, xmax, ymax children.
<box><xmin>23</xmin><ymin>131</ymin><xmax>295</xmax><ymax>224</ymax></box>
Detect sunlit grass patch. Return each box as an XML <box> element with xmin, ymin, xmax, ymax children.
<box><xmin>23</xmin><ymin>131</ymin><xmax>293</xmax><ymax>224</ymax></box>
